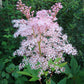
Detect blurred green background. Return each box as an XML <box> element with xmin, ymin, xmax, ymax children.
<box><xmin>0</xmin><ymin>0</ymin><xmax>84</xmax><ymax>84</ymax></box>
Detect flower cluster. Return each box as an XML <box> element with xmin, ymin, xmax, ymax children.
<box><xmin>12</xmin><ymin>0</ymin><xmax>77</xmax><ymax>78</ymax></box>
<box><xmin>16</xmin><ymin>0</ymin><xmax>34</xmax><ymax>19</ymax></box>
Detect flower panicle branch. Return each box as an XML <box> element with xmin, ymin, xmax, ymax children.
<box><xmin>16</xmin><ymin>0</ymin><xmax>34</xmax><ymax>19</ymax></box>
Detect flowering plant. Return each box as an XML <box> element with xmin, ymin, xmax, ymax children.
<box><xmin>12</xmin><ymin>0</ymin><xmax>77</xmax><ymax>84</ymax></box>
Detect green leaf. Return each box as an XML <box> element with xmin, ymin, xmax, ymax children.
<box><xmin>57</xmin><ymin>78</ymin><xmax>67</xmax><ymax>84</ymax></box>
<box><xmin>25</xmin><ymin>66</ymin><xmax>38</xmax><ymax>76</ymax></box>
<box><xmin>3</xmin><ymin>35</ymin><xmax>12</xmax><ymax>38</ymax></box>
<box><xmin>70</xmin><ymin>57</ymin><xmax>78</xmax><ymax>68</ymax></box>
<box><xmin>4</xmin><ymin>59</ymin><xmax>9</xmax><ymax>63</ymax></box>
<box><xmin>1</xmin><ymin>79</ymin><xmax>8</xmax><ymax>84</ymax></box>
<box><xmin>5</xmin><ymin>73</ymin><xmax>9</xmax><ymax>79</ymax></box>
<box><xmin>0</xmin><ymin>62</ymin><xmax>5</xmax><ymax>71</ymax></box>
<box><xmin>12</xmin><ymin>72</ymin><xmax>21</xmax><ymax>78</ymax></box>
<box><xmin>2</xmin><ymin>41</ymin><xmax>7</xmax><ymax>46</ymax></box>
<box><xmin>25</xmin><ymin>64</ymin><xmax>32</xmax><ymax>73</ymax></box>
<box><xmin>17</xmin><ymin>71</ymin><xmax>32</xmax><ymax>77</ymax></box>
<box><xmin>51</xmin><ymin>67</ymin><xmax>55</xmax><ymax>71</ymax></box>
<box><xmin>29</xmin><ymin>77</ymin><xmax>39</xmax><ymax>81</ymax></box>
<box><xmin>4</xmin><ymin>29</ymin><xmax>10</xmax><ymax>32</ymax></box>
<box><xmin>24</xmin><ymin>64</ymin><xmax>40</xmax><ymax>77</ymax></box>
<box><xmin>64</xmin><ymin>64</ymin><xmax>71</xmax><ymax>74</ymax></box>
<box><xmin>32</xmin><ymin>46</ymin><xmax>36</xmax><ymax>50</ymax></box>
<box><xmin>70</xmin><ymin>57</ymin><xmax>80</xmax><ymax>75</ymax></box>
<box><xmin>6</xmin><ymin>64</ymin><xmax>15</xmax><ymax>73</ymax></box>
<box><xmin>36</xmin><ymin>61</ymin><xmax>40</xmax><ymax>66</ymax></box>
<box><xmin>9</xmin><ymin>64</ymin><xmax>15</xmax><ymax>69</ymax></box>
<box><xmin>30</xmin><ymin>69</ymin><xmax>39</xmax><ymax>76</ymax></box>
<box><xmin>6</xmin><ymin>67</ymin><xmax>10</xmax><ymax>73</ymax></box>
<box><xmin>15</xmin><ymin>77</ymin><xmax>28</xmax><ymax>84</ymax></box>
<box><xmin>1</xmin><ymin>71</ymin><xmax>6</xmax><ymax>78</ymax></box>
<box><xmin>64</xmin><ymin>64</ymin><xmax>73</xmax><ymax>79</ymax></box>
<box><xmin>54</xmin><ymin>58</ymin><xmax>61</xmax><ymax>62</ymax></box>
<box><xmin>23</xmin><ymin>55</ymin><xmax>27</xmax><ymax>59</ymax></box>
<box><xmin>44</xmin><ymin>71</ymin><xmax>48</xmax><ymax>76</ymax></box>
<box><xmin>59</xmin><ymin>62</ymin><xmax>67</xmax><ymax>68</ymax></box>
<box><xmin>48</xmin><ymin>58</ymin><xmax>53</xmax><ymax>65</ymax></box>
<box><xmin>67</xmin><ymin>73</ymin><xmax>73</xmax><ymax>79</ymax></box>
<box><xmin>78</xmin><ymin>70</ymin><xmax>84</xmax><ymax>77</ymax></box>
<box><xmin>51</xmin><ymin>79</ymin><xmax>56</xmax><ymax>84</ymax></box>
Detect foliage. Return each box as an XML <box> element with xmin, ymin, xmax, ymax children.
<box><xmin>17</xmin><ymin>63</ymin><xmax>40</xmax><ymax>82</ymax></box>
<box><xmin>0</xmin><ymin>0</ymin><xmax>83</xmax><ymax>84</ymax></box>
<box><xmin>58</xmin><ymin>57</ymin><xmax>84</xmax><ymax>84</ymax></box>
<box><xmin>17</xmin><ymin>57</ymin><xmax>67</xmax><ymax>83</ymax></box>
<box><xmin>0</xmin><ymin>58</ymin><xmax>28</xmax><ymax>84</ymax></box>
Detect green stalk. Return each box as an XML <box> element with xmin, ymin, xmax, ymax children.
<box><xmin>32</xmin><ymin>27</ymin><xmax>42</xmax><ymax>56</ymax></box>
<box><xmin>38</xmin><ymin>41</ymin><xmax>41</xmax><ymax>56</ymax></box>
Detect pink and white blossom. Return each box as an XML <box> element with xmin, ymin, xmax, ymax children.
<box><xmin>12</xmin><ymin>0</ymin><xmax>77</xmax><ymax>78</ymax></box>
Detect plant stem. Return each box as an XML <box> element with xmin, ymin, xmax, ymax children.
<box><xmin>32</xmin><ymin>27</ymin><xmax>42</xmax><ymax>56</ymax></box>
<box><xmin>38</xmin><ymin>41</ymin><xmax>41</xmax><ymax>56</ymax></box>
<box><xmin>32</xmin><ymin>27</ymin><xmax>36</xmax><ymax>38</ymax></box>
